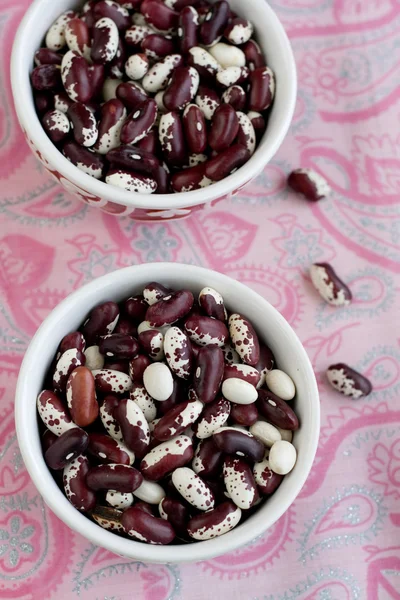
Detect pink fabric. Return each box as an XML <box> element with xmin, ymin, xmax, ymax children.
<box><xmin>1</xmin><ymin>1</ymin><xmax>400</xmax><ymax>598</ymax></box>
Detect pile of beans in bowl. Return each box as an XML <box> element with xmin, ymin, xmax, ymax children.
<box><xmin>31</xmin><ymin>0</ymin><xmax>274</xmax><ymax>194</ymax></box>
<box><xmin>37</xmin><ymin>283</ymin><xmax>299</xmax><ymax>544</ymax></box>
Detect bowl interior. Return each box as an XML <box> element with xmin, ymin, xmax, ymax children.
<box><xmin>11</xmin><ymin>0</ymin><xmax>297</xmax><ymax>209</ymax></box>
<box><xmin>16</xmin><ymin>264</ymin><xmax>319</xmax><ymax>563</ymax></box>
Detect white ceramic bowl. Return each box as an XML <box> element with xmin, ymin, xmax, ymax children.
<box><xmin>11</xmin><ymin>0</ymin><xmax>297</xmax><ymax>221</ymax></box>
<box><xmin>15</xmin><ymin>263</ymin><xmax>319</xmax><ymax>563</ymax></box>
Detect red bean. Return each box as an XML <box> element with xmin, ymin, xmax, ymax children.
<box><xmin>141</xmin><ymin>0</ymin><xmax>179</xmax><ymax>32</ymax></box>
<box><xmin>248</xmin><ymin>67</ymin><xmax>275</xmax><ymax>112</ymax></box>
<box><xmin>230</xmin><ymin>403</ymin><xmax>258</xmax><ymax>427</ymax></box>
<box><xmin>136</xmin><ymin>130</ymin><xmax>160</xmax><ymax>155</ymax></box>
<box><xmin>171</xmin><ymin>163</ymin><xmax>211</xmax><ymax>193</ymax></box>
<box><xmin>140</xmin><ymin>435</ymin><xmax>193</xmax><ymax>481</ymax></box>
<box><xmin>42</xmin><ymin>110</ymin><xmax>70</xmax><ymax>143</ymax></box>
<box><xmin>82</xmin><ymin>301</ymin><xmax>120</xmax><ymax>345</ymax></box>
<box><xmin>163</xmin><ymin>66</ymin><xmax>200</xmax><ymax>112</ymax></box>
<box><xmin>204</xmin><ymin>144</ymin><xmax>250</xmax><ymax>181</ymax></box>
<box><xmin>134</xmin><ymin>501</ymin><xmax>155</xmax><ymax>516</ymax></box>
<box><xmin>208</xmin><ymin>104</ymin><xmax>239</xmax><ymax>152</ymax></box>
<box><xmin>154</xmin><ymin>163</ymin><xmax>170</xmax><ymax>193</ymax></box>
<box><xmin>91</xmin><ymin>17</ymin><xmax>120</xmax><ymax>64</ymax></box>
<box><xmin>222</xmin><ymin>85</ymin><xmax>246</xmax><ymax>111</ymax></box>
<box><xmin>255</xmin><ymin>344</ymin><xmax>275</xmax><ymax>385</ymax></box>
<box><xmin>146</xmin><ymin>289</ymin><xmax>194</xmax><ymax>327</ymax></box>
<box><xmin>192</xmin><ymin>346</ymin><xmax>224</xmax><ymax>404</ymax></box>
<box><xmin>68</xmin><ymin>102</ymin><xmax>99</xmax><ymax>147</ymax></box>
<box><xmin>120</xmin><ymin>98</ymin><xmax>158</xmax><ymax>145</ymax></box>
<box><xmin>99</xmin><ymin>333</ymin><xmax>139</xmax><ymax>359</ymax></box>
<box><xmin>142</xmin><ymin>34</ymin><xmax>176</xmax><ymax>60</ymax></box>
<box><xmin>113</xmin><ymin>398</ymin><xmax>150</xmax><ymax>457</ymax></box>
<box><xmin>124</xmin><ymin>295</ymin><xmax>148</xmax><ymax>321</ymax></box>
<box><xmin>93</xmin><ymin>1</ymin><xmax>131</xmax><ymax>30</ymax></box>
<box><xmin>223</xmin><ymin>364</ymin><xmax>260</xmax><ymax>387</ymax></box>
<box><xmin>45</xmin><ymin>428</ymin><xmax>89</xmax><ymax>470</ymax></box>
<box><xmin>159</xmin><ymin>111</ymin><xmax>187</xmax><ymax>167</ymax></box>
<box><xmin>122</xmin><ymin>506</ymin><xmax>175</xmax><ymax>544</ymax></box>
<box><xmin>88</xmin><ymin>433</ymin><xmax>134</xmax><ymax>464</ymax></box>
<box><xmin>64</xmin><ymin>455</ymin><xmax>97</xmax><ymax>512</ymax></box>
<box><xmin>257</xmin><ymin>389</ymin><xmax>299</xmax><ymax>431</ymax></box>
<box><xmin>179</xmin><ymin>6</ymin><xmax>199</xmax><ymax>55</ymax></box>
<box><xmin>86</xmin><ymin>463</ymin><xmax>143</xmax><ymax>492</ymax></box>
<box><xmin>243</xmin><ymin>39</ymin><xmax>265</xmax><ymax>71</ymax></box>
<box><xmin>66</xmin><ymin>366</ymin><xmax>99</xmax><ymax>427</ymax></box>
<box><xmin>59</xmin><ymin>332</ymin><xmax>86</xmax><ymax>356</ymax></box>
<box><xmin>182</xmin><ymin>104</ymin><xmax>207</xmax><ymax>154</ymax></box>
<box><xmin>63</xmin><ymin>141</ymin><xmax>106</xmax><ymax>179</ymax></box>
<box><xmin>61</xmin><ymin>51</ymin><xmax>92</xmax><ymax>103</ymax></box>
<box><xmin>88</xmin><ymin>64</ymin><xmax>105</xmax><ymax>99</ymax></box>
<box><xmin>116</xmin><ymin>81</ymin><xmax>148</xmax><ymax>110</ymax></box>
<box><xmin>213</xmin><ymin>427</ymin><xmax>264</xmax><ymax>462</ymax></box>
<box><xmin>31</xmin><ymin>64</ymin><xmax>61</xmax><ymax>91</ymax></box>
<box><xmin>200</xmin><ymin>1</ymin><xmax>230</xmax><ymax>46</ymax></box>
<box><xmin>35</xmin><ymin>48</ymin><xmax>63</xmax><ymax>66</ymax></box>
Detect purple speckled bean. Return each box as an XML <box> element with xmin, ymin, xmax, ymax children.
<box><xmin>139</xmin><ymin>329</ymin><xmax>164</xmax><ymax>361</ymax></box>
<box><xmin>159</xmin><ymin>111</ymin><xmax>187</xmax><ymax>167</ymax></box>
<box><xmin>140</xmin><ymin>435</ymin><xmax>193</xmax><ymax>481</ymax></box>
<box><xmin>92</xmin><ymin>368</ymin><xmax>133</xmax><ymax>394</ymax></box>
<box><xmin>100</xmin><ymin>395</ymin><xmax>124</xmax><ymax>441</ymax></box>
<box><xmin>188</xmin><ymin>501</ymin><xmax>241</xmax><ymax>540</ymax></box>
<box><xmin>158</xmin><ymin>378</ymin><xmax>188</xmax><ymax>415</ymax></box>
<box><xmin>222</xmin><ymin>85</ymin><xmax>246</xmax><ymax>111</ymax></box>
<box><xmin>171</xmin><ymin>163</ymin><xmax>211</xmax><ymax>193</ymax></box>
<box><xmin>182</xmin><ymin>104</ymin><xmax>207</xmax><ymax>154</ymax></box>
<box><xmin>195</xmin><ymin>396</ymin><xmax>230</xmax><ymax>439</ymax></box>
<box><xmin>53</xmin><ymin>347</ymin><xmax>85</xmax><ymax>393</ymax></box>
<box><xmin>58</xmin><ymin>332</ymin><xmax>86</xmax><ymax>356</ymax></box>
<box><xmin>93</xmin><ymin>98</ymin><xmax>127</xmax><ymax>155</ymax></box>
<box><xmin>223</xmin><ymin>456</ymin><xmax>259</xmax><ymax>509</ymax></box>
<box><xmin>37</xmin><ymin>390</ymin><xmax>77</xmax><ymax>437</ymax></box>
<box><xmin>116</xmin><ymin>81</ymin><xmax>148</xmax><ymax>110</ymax></box>
<box><xmin>163</xmin><ymin>66</ymin><xmax>199</xmax><ymax>112</ymax></box>
<box><xmin>42</xmin><ymin>109</ymin><xmax>70</xmax><ymax>143</ymax></box>
<box><xmin>91</xmin><ymin>17</ymin><xmax>119</xmax><ymax>64</ymax></box>
<box><xmin>164</xmin><ymin>326</ymin><xmax>193</xmax><ymax>379</ymax></box>
<box><xmin>93</xmin><ymin>1</ymin><xmax>131</xmax><ymax>30</ymax></box>
<box><xmin>255</xmin><ymin>344</ymin><xmax>275</xmax><ymax>387</ymax></box>
<box><xmin>142</xmin><ymin>34</ymin><xmax>176</xmax><ymax>61</ymax></box>
<box><xmin>143</xmin><ymin>282</ymin><xmax>172</xmax><ymax>306</ymax></box>
<box><xmin>242</xmin><ymin>39</ymin><xmax>265</xmax><ymax>71</ymax></box>
<box><xmin>253</xmin><ymin>455</ymin><xmax>283</xmax><ymax>495</ymax></box>
<box><xmin>228</xmin><ymin>313</ymin><xmax>260</xmax><ymax>366</ymax></box>
<box><xmin>326</xmin><ymin>363</ymin><xmax>372</xmax><ymax>398</ymax></box>
<box><xmin>129</xmin><ymin>354</ymin><xmax>152</xmax><ymax>383</ymax></box>
<box><xmin>159</xmin><ymin>496</ymin><xmax>189</xmax><ymax>538</ymax></box>
<box><xmin>178</xmin><ymin>6</ymin><xmax>199</xmax><ymax>55</ymax></box>
<box><xmin>45</xmin><ymin>428</ymin><xmax>89</xmax><ymax>470</ymax></box>
<box><xmin>140</xmin><ymin>0</ymin><xmax>179</xmax><ymax>32</ymax></box>
<box><xmin>195</xmin><ymin>84</ymin><xmax>220</xmax><ymax>120</ymax></box>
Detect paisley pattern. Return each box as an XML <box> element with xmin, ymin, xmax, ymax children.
<box><xmin>1</xmin><ymin>0</ymin><xmax>399</xmax><ymax>598</ymax></box>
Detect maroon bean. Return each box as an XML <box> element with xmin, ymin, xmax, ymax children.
<box><xmin>170</xmin><ymin>163</ymin><xmax>210</xmax><ymax>192</ymax></box>
<box><xmin>224</xmin><ymin>17</ymin><xmax>253</xmax><ymax>45</ymax></box>
<box><xmin>122</xmin><ymin>506</ymin><xmax>175</xmax><ymax>544</ymax></box>
<box><xmin>113</xmin><ymin>398</ymin><xmax>150</xmax><ymax>457</ymax></box>
<box><xmin>182</xmin><ymin>104</ymin><xmax>207</xmax><ymax>154</ymax></box>
<box><xmin>159</xmin><ymin>496</ymin><xmax>189</xmax><ymax>538</ymax></box>
<box><xmin>230</xmin><ymin>403</ymin><xmax>258</xmax><ymax>427</ymax></box>
<box><xmin>86</xmin><ymin>463</ymin><xmax>143</xmax><ymax>493</ymax></box>
<box><xmin>154</xmin><ymin>399</ymin><xmax>203</xmax><ymax>442</ymax></box>
<box><xmin>31</xmin><ymin>64</ymin><xmax>61</xmax><ymax>91</ymax></box>
<box><xmin>192</xmin><ymin>437</ymin><xmax>223</xmax><ymax>479</ymax></box>
<box><xmin>257</xmin><ymin>389</ymin><xmax>299</xmax><ymax>431</ymax></box>
<box><xmin>129</xmin><ymin>355</ymin><xmax>152</xmax><ymax>383</ymax></box>
<box><xmin>88</xmin><ymin>63</ymin><xmax>106</xmax><ymax>101</ymax></box>
<box><xmin>195</xmin><ymin>84</ymin><xmax>220</xmax><ymax>120</ymax></box>
<box><xmin>143</xmin><ymin>282</ymin><xmax>172</xmax><ymax>306</ymax></box>
<box><xmin>255</xmin><ymin>344</ymin><xmax>275</xmax><ymax>385</ymax></box>
<box><xmin>184</xmin><ymin>314</ymin><xmax>228</xmax><ymax>347</ymax></box>
<box><xmin>124</xmin><ymin>295</ymin><xmax>148</xmax><ymax>321</ymax></box>
<box><xmin>141</xmin><ymin>0</ymin><xmax>179</xmax><ymax>32</ymax></box>
<box><xmin>166</xmin><ymin>0</ymin><xmax>194</xmax><ymax>9</ymax></box>
<box><xmin>120</xmin><ymin>98</ymin><xmax>158</xmax><ymax>145</ymax></box>
<box><xmin>82</xmin><ymin>301</ymin><xmax>120</xmax><ymax>345</ymax></box>
<box><xmin>42</xmin><ymin>429</ymin><xmax>58</xmax><ymax>454</ymax></box>
<box><xmin>159</xmin><ymin>111</ymin><xmax>187</xmax><ymax>167</ymax></box>
<box><xmin>146</xmin><ymin>290</ymin><xmax>194</xmax><ymax>327</ymax></box>
<box><xmin>158</xmin><ymin>378</ymin><xmax>188</xmax><ymax>415</ymax></box>
<box><xmin>208</xmin><ymin>104</ymin><xmax>239</xmax><ymax>152</ymax></box>
<box><xmin>222</xmin><ymin>85</ymin><xmax>246</xmax><ymax>111</ymax></box>
<box><xmin>253</xmin><ymin>459</ymin><xmax>283</xmax><ymax>495</ymax></box>
<box><xmin>103</xmin><ymin>359</ymin><xmax>129</xmax><ymax>373</ymax></box>
<box><xmin>116</xmin><ymin>81</ymin><xmax>148</xmax><ymax>110</ymax></box>
<box><xmin>142</xmin><ymin>34</ymin><xmax>176</xmax><ymax>60</ymax></box>
<box><xmin>107</xmin><ymin>146</ymin><xmax>158</xmax><ymax>178</ymax></box>
<box><xmin>106</xmin><ymin>167</ymin><xmax>158</xmax><ymax>193</ymax></box>
<box><xmin>114</xmin><ymin>317</ymin><xmax>138</xmax><ymax>337</ymax></box>
<box><xmin>42</xmin><ymin>109</ymin><xmax>70</xmax><ymax>143</ymax></box>
<box><xmin>95</xmin><ymin>99</ymin><xmax>127</xmax><ymax>155</ymax></box>
<box><xmin>65</xmin><ymin>18</ymin><xmax>91</xmax><ymax>57</ymax></box>
<box><xmin>326</xmin><ymin>363</ymin><xmax>372</xmax><ymax>398</ymax></box>
<box><xmin>35</xmin><ymin>48</ymin><xmax>63</xmax><ymax>67</ymax></box>
<box><xmin>91</xmin><ymin>17</ymin><xmax>119</xmax><ymax>64</ymax></box>
<box><xmin>54</xmin><ymin>92</ymin><xmax>73</xmax><ymax>114</ymax></box>
<box><xmin>59</xmin><ymin>332</ymin><xmax>86</xmax><ymax>356</ymax></box>
<box><xmin>200</xmin><ymin>1</ymin><xmax>230</xmax><ymax>46</ymax></box>
<box><xmin>164</xmin><ymin>326</ymin><xmax>193</xmax><ymax>379</ymax></box>
<box><xmin>63</xmin><ymin>140</ymin><xmax>106</xmax><ymax>179</ymax></box>
<box><xmin>136</xmin><ymin>129</ymin><xmax>160</xmax><ymax>154</ymax></box>
<box><xmin>64</xmin><ymin>455</ymin><xmax>97</xmax><ymax>512</ymax></box>
<box><xmin>99</xmin><ymin>333</ymin><xmax>139</xmax><ymax>360</ymax></box>
<box><xmin>247</xmin><ymin>111</ymin><xmax>266</xmax><ymax>141</ymax></box>
<box><xmin>179</xmin><ymin>6</ymin><xmax>199</xmax><ymax>55</ymax></box>
<box><xmin>154</xmin><ymin>164</ymin><xmax>170</xmax><ymax>194</ymax></box>
<box><xmin>195</xmin><ymin>396</ymin><xmax>230</xmax><ymax>438</ymax></box>
<box><xmin>204</xmin><ymin>144</ymin><xmax>250</xmax><ymax>181</ymax></box>
<box><xmin>45</xmin><ymin>428</ymin><xmax>89</xmax><ymax>470</ymax></box>
<box><xmin>140</xmin><ymin>435</ymin><xmax>194</xmax><ymax>481</ymax></box>
<box><xmin>35</xmin><ymin>92</ymin><xmax>54</xmax><ymax>115</ymax></box>
<box><xmin>93</xmin><ymin>1</ymin><xmax>131</xmax><ymax>30</ymax></box>
<box><xmin>109</xmin><ymin>37</ymin><xmax>126</xmax><ymax>79</ymax></box>
<box><xmin>93</xmin><ymin>369</ymin><xmax>133</xmax><ymax>394</ymax></box>
<box><xmin>53</xmin><ymin>348</ymin><xmax>85</xmax><ymax>393</ymax></box>
<box><xmin>198</xmin><ymin>287</ymin><xmax>226</xmax><ymax>321</ymax></box>
<box><xmin>68</xmin><ymin>102</ymin><xmax>98</xmax><ymax>147</ymax></box>
<box><xmin>213</xmin><ymin>427</ymin><xmax>264</xmax><ymax>462</ymax></box>
<box><xmin>61</xmin><ymin>51</ymin><xmax>92</xmax><ymax>103</ymax></box>
<box><xmin>82</xmin><ymin>1</ymin><xmax>97</xmax><ymax>28</ymax></box>
<box><xmin>223</xmin><ymin>456</ymin><xmax>259</xmax><ymax>509</ymax></box>
<box><xmin>125</xmin><ymin>25</ymin><xmax>153</xmax><ymax>47</ymax></box>
<box><xmin>191</xmin><ymin>346</ymin><xmax>224</xmax><ymax>404</ymax></box>
<box><xmin>163</xmin><ymin>67</ymin><xmax>200</xmax><ymax>112</ymax></box>
<box><xmin>134</xmin><ymin>501</ymin><xmax>155</xmax><ymax>516</ymax></box>
<box><xmin>88</xmin><ymin>432</ymin><xmax>134</xmax><ymax>464</ymax></box>
<box><xmin>138</xmin><ymin>330</ymin><xmax>163</xmax><ymax>360</ymax></box>
<box><xmin>216</xmin><ymin>66</ymin><xmax>249</xmax><ymax>88</ymax></box>
<box><xmin>243</xmin><ymin>39</ymin><xmax>265</xmax><ymax>71</ymax></box>
<box><xmin>100</xmin><ymin>395</ymin><xmax>124</xmax><ymax>441</ymax></box>
<box><xmin>188</xmin><ymin>501</ymin><xmax>240</xmax><ymax>540</ymax></box>
<box><xmin>37</xmin><ymin>390</ymin><xmax>77</xmax><ymax>437</ymax></box>
<box><xmin>92</xmin><ymin>505</ymin><xmax>124</xmax><ymax>533</ymax></box>
<box><xmin>248</xmin><ymin>67</ymin><xmax>275</xmax><ymax>112</ymax></box>
<box><xmin>223</xmin><ymin>364</ymin><xmax>260</xmax><ymax>387</ymax></box>
<box><xmin>66</xmin><ymin>366</ymin><xmax>99</xmax><ymax>427</ymax></box>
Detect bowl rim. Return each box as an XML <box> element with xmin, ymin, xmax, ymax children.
<box><xmin>10</xmin><ymin>0</ymin><xmax>297</xmax><ymax>210</ymax></box>
<box><xmin>15</xmin><ymin>263</ymin><xmax>319</xmax><ymax>563</ymax></box>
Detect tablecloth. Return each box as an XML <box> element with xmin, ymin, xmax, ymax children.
<box><xmin>1</xmin><ymin>0</ymin><xmax>400</xmax><ymax>598</ymax></box>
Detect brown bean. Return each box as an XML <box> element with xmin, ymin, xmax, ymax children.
<box><xmin>64</xmin><ymin>455</ymin><xmax>97</xmax><ymax>512</ymax></box>
<box><xmin>114</xmin><ymin>317</ymin><xmax>138</xmax><ymax>337</ymax></box>
<box><xmin>66</xmin><ymin>366</ymin><xmax>99</xmax><ymax>427</ymax></box>
<box><xmin>86</xmin><ymin>463</ymin><xmax>143</xmax><ymax>493</ymax></box>
<box><xmin>257</xmin><ymin>389</ymin><xmax>299</xmax><ymax>430</ymax></box>
<box><xmin>122</xmin><ymin>506</ymin><xmax>176</xmax><ymax>544</ymax></box>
